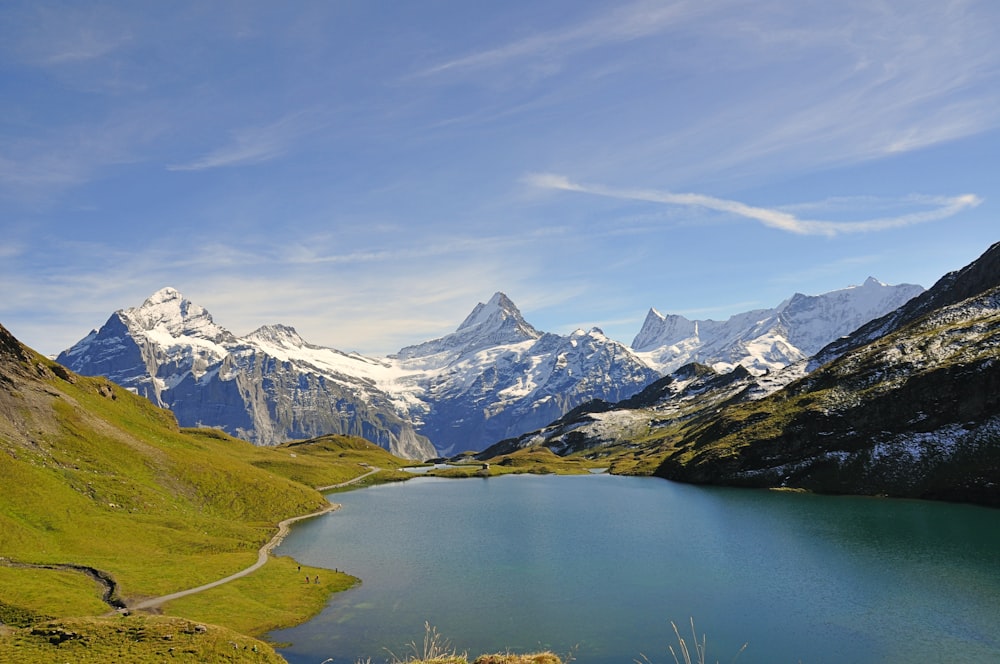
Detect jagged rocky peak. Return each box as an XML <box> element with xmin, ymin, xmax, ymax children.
<box><xmin>394</xmin><ymin>292</ymin><xmax>543</xmax><ymax>360</ymax></box>
<box><xmin>456</xmin><ymin>292</ymin><xmax>541</xmax><ymax>341</ymax></box>
<box><xmin>632</xmin><ymin>278</ymin><xmax>925</xmax><ymax>375</ymax></box>
<box><xmin>631</xmin><ymin>308</ymin><xmax>697</xmax><ymax>352</ymax></box>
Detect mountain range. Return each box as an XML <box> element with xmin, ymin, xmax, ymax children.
<box><xmin>56</xmin><ymin>279</ymin><xmax>923</xmax><ymax>458</ymax></box>
<box><xmin>480</xmin><ymin>241</ymin><xmax>1000</xmax><ymax>506</ymax></box>
<box><xmin>632</xmin><ymin>277</ymin><xmax>924</xmax><ymax>374</ymax></box>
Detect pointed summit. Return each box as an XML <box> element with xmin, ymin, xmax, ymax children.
<box><xmin>456</xmin><ymin>292</ymin><xmax>539</xmax><ymax>339</ymax></box>
<box><xmin>631</xmin><ymin>308</ymin><xmax>696</xmax><ymax>352</ymax></box>
<box><xmin>124</xmin><ymin>287</ymin><xmax>236</xmax><ymax>347</ymax></box>
<box><xmin>394</xmin><ymin>292</ymin><xmax>541</xmax><ymax>360</ymax></box>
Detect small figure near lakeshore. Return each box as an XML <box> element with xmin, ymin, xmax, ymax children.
<box><xmin>313</xmin><ymin>575</ymin><xmax>320</xmax><ymax>584</ymax></box>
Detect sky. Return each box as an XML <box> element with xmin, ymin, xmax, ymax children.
<box><xmin>1</xmin><ymin>0</ymin><xmax>998</xmax><ymax>358</ymax></box>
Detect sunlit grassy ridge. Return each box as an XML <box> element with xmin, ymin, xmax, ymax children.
<box><xmin>1</xmin><ymin>364</ymin><xmax>325</xmax><ymax>601</ymax></box>
<box><xmin>0</xmin><ymin>324</ymin><xmax>417</xmax><ymax>660</ymax></box>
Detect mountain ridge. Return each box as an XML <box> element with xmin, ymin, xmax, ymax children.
<box><xmin>56</xmin><ymin>278</ymin><xmax>927</xmax><ymax>458</ymax></box>
<box><xmin>632</xmin><ymin>278</ymin><xmax>924</xmax><ymax>375</ymax></box>
<box><xmin>57</xmin><ymin>290</ymin><xmax>435</xmax><ymax>459</ymax></box>
<box><xmin>470</xmin><ymin>242</ymin><xmax>1000</xmax><ymax>506</ymax></box>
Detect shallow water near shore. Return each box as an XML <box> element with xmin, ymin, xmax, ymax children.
<box><xmin>271</xmin><ymin>474</ymin><xmax>1000</xmax><ymax>664</ymax></box>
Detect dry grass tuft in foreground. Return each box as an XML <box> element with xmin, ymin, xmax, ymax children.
<box><xmin>381</xmin><ymin>623</ymin><xmax>566</xmax><ymax>664</ymax></box>
<box><xmin>637</xmin><ymin>618</ymin><xmax>747</xmax><ymax>664</ymax></box>
<box><xmin>473</xmin><ymin>653</ymin><xmax>563</xmax><ymax>664</ymax></box>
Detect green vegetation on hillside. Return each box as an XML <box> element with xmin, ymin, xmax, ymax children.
<box><xmin>434</xmin><ymin>446</ymin><xmax>599</xmax><ymax>477</ymax></box>
<box><xmin>0</xmin><ymin>325</ymin><xmax>417</xmax><ymax>661</ymax></box>
<box><xmin>0</xmin><ymin>614</ymin><xmax>289</xmax><ymax>663</ymax></box>
<box><xmin>162</xmin><ymin>555</ymin><xmax>359</xmax><ymax>637</ymax></box>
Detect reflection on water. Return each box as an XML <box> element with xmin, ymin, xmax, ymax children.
<box><xmin>271</xmin><ymin>475</ymin><xmax>1000</xmax><ymax>664</ymax></box>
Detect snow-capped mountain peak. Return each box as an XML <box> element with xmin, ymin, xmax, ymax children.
<box><xmin>632</xmin><ymin>279</ymin><xmax>924</xmax><ymax>375</ymax></box>
<box><xmin>126</xmin><ymin>286</ymin><xmax>232</xmax><ymax>346</ymax></box>
<box><xmin>632</xmin><ymin>309</ymin><xmax>698</xmax><ymax>352</ymax></box>
<box><xmin>58</xmin><ymin>288</ymin><xmax>436</xmax><ymax>459</ymax></box>
<box><xmin>242</xmin><ymin>323</ymin><xmax>308</xmax><ymax>349</ymax></box>
<box><xmin>456</xmin><ymin>291</ymin><xmax>541</xmax><ymax>339</ymax></box>
<box><xmin>394</xmin><ymin>292</ymin><xmax>542</xmax><ymax>360</ymax></box>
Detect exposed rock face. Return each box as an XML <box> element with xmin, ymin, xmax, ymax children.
<box><xmin>57</xmin><ymin>288</ymin><xmax>435</xmax><ymax>459</ymax></box>
<box><xmin>392</xmin><ymin>294</ymin><xmax>661</xmax><ymax>455</ymax></box>
<box><xmin>54</xmin><ymin>275</ymin><xmax>939</xmax><ymax>462</ymax></box>
<box><xmin>0</xmin><ymin>322</ymin><xmax>32</xmax><ymax>367</ymax></box>
<box><xmin>479</xmin><ymin>362</ymin><xmax>758</xmax><ymax>459</ymax></box>
<box><xmin>633</xmin><ymin>278</ymin><xmax>924</xmax><ymax>374</ymax></box>
<box><xmin>656</xmin><ymin>241</ymin><xmax>1000</xmax><ymax>506</ymax></box>
<box><xmin>57</xmin><ymin>289</ymin><xmax>661</xmax><ymax>457</ymax></box>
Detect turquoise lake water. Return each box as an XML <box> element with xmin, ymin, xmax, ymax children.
<box><xmin>270</xmin><ymin>474</ymin><xmax>1000</xmax><ymax>664</ymax></box>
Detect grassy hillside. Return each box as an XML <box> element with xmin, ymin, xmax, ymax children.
<box><xmin>0</xmin><ymin>323</ymin><xmax>412</xmax><ymax>660</ymax></box>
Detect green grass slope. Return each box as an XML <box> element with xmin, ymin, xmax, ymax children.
<box><xmin>0</xmin><ymin>322</ymin><xmax>412</xmax><ymax>660</ymax></box>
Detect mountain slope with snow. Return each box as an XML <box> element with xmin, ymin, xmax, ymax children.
<box><xmin>633</xmin><ymin>278</ymin><xmax>924</xmax><ymax>374</ymax></box>
<box><xmin>655</xmin><ymin>241</ymin><xmax>1000</xmax><ymax>506</ymax></box>
<box><xmin>56</xmin><ymin>277</ymin><xmax>930</xmax><ymax>460</ymax></box>
<box><xmin>389</xmin><ymin>293</ymin><xmax>661</xmax><ymax>455</ymax></box>
<box><xmin>57</xmin><ymin>288</ymin><xmax>435</xmax><ymax>459</ymax></box>
<box><xmin>56</xmin><ymin>289</ymin><xmax>660</xmax><ymax>457</ymax></box>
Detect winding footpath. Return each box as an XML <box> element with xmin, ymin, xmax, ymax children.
<box><xmin>128</xmin><ymin>466</ymin><xmax>381</xmax><ymax>612</ymax></box>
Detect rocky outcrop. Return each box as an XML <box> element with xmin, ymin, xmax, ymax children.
<box><xmin>656</xmin><ymin>242</ymin><xmax>1000</xmax><ymax>506</ymax></box>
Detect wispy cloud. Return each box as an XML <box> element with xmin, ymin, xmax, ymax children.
<box><xmin>167</xmin><ymin>111</ymin><xmax>324</xmax><ymax>172</ymax></box>
<box><xmin>280</xmin><ymin>226</ymin><xmax>568</xmax><ymax>266</ymax></box>
<box><xmin>0</xmin><ymin>111</ymin><xmax>166</xmax><ymax>200</ymax></box>
<box><xmin>2</xmin><ymin>4</ymin><xmax>133</xmax><ymax>67</ymax></box>
<box><xmin>417</xmin><ymin>0</ymin><xmax>702</xmax><ymax>77</ymax></box>
<box><xmin>526</xmin><ymin>173</ymin><xmax>982</xmax><ymax>237</ymax></box>
<box><xmin>427</xmin><ymin>1</ymin><xmax>1000</xmax><ymax>187</ymax></box>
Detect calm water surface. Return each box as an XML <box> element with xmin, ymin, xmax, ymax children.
<box><xmin>271</xmin><ymin>475</ymin><xmax>1000</xmax><ymax>664</ymax></box>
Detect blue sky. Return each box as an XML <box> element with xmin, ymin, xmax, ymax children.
<box><xmin>2</xmin><ymin>1</ymin><xmax>998</xmax><ymax>357</ymax></box>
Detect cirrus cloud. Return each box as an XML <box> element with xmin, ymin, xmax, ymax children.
<box><xmin>525</xmin><ymin>173</ymin><xmax>981</xmax><ymax>237</ymax></box>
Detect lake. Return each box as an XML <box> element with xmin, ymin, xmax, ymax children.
<box><xmin>270</xmin><ymin>474</ymin><xmax>1000</xmax><ymax>664</ymax></box>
